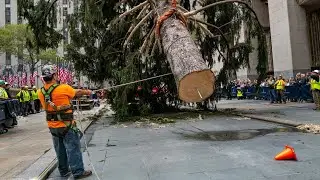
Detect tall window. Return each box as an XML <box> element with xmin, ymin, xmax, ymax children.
<box><xmin>52</xmin><ymin>4</ymin><xmax>57</xmax><ymax>28</ymax></box>
<box><xmin>5</xmin><ymin>0</ymin><xmax>10</xmax><ymax>4</ymax></box>
<box><xmin>5</xmin><ymin>7</ymin><xmax>11</xmax><ymax>24</ymax></box>
<box><xmin>17</xmin><ymin>55</ymin><xmax>23</xmax><ymax>72</ymax></box>
<box><xmin>63</xmin><ymin>7</ymin><xmax>68</xmax><ymax>16</ymax></box>
<box><xmin>18</xmin><ymin>55</ymin><xmax>23</xmax><ymax>64</ymax></box>
<box><xmin>17</xmin><ymin>16</ymin><xmax>22</xmax><ymax>24</ymax></box>
<box><xmin>5</xmin><ymin>53</ymin><xmax>11</xmax><ymax>65</ymax></box>
<box><xmin>63</xmin><ymin>30</ymin><xmax>68</xmax><ymax>44</ymax></box>
<box><xmin>63</xmin><ymin>19</ymin><xmax>67</xmax><ymax>30</ymax></box>
<box><xmin>74</xmin><ymin>0</ymin><xmax>78</xmax><ymax>14</ymax></box>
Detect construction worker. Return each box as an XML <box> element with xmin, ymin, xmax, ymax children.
<box><xmin>310</xmin><ymin>70</ymin><xmax>320</xmax><ymax>110</ymax></box>
<box><xmin>31</xmin><ymin>86</ymin><xmax>40</xmax><ymax>113</ymax></box>
<box><xmin>4</xmin><ymin>82</ymin><xmax>12</xmax><ymax>98</ymax></box>
<box><xmin>16</xmin><ymin>87</ymin><xmax>25</xmax><ymax>116</ymax></box>
<box><xmin>275</xmin><ymin>75</ymin><xmax>286</xmax><ymax>104</ymax></box>
<box><xmin>37</xmin><ymin>65</ymin><xmax>92</xmax><ymax>178</ymax></box>
<box><xmin>267</xmin><ymin>75</ymin><xmax>276</xmax><ymax>103</ymax></box>
<box><xmin>0</xmin><ymin>80</ymin><xmax>9</xmax><ymax>99</ymax></box>
<box><xmin>23</xmin><ymin>86</ymin><xmax>32</xmax><ymax>115</ymax></box>
<box><xmin>236</xmin><ymin>87</ymin><xmax>243</xmax><ymax>100</ymax></box>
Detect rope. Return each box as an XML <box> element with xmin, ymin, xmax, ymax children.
<box><xmin>104</xmin><ymin>73</ymin><xmax>173</xmax><ymax>90</ymax></box>
<box><xmin>155</xmin><ymin>0</ymin><xmax>187</xmax><ymax>38</ymax></box>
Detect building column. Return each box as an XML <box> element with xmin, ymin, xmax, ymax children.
<box><xmin>268</xmin><ymin>0</ymin><xmax>312</xmax><ymax>78</ymax></box>
<box><xmin>265</xmin><ymin>30</ymin><xmax>273</xmax><ymax>73</ymax></box>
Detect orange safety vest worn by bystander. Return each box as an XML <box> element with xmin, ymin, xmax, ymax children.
<box><xmin>38</xmin><ymin>82</ymin><xmax>76</xmax><ymax>128</ymax></box>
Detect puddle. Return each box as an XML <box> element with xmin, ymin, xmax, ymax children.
<box><xmin>176</xmin><ymin>127</ymin><xmax>301</xmax><ymax>141</ymax></box>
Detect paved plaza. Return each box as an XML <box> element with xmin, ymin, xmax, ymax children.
<box><xmin>46</xmin><ymin>100</ymin><xmax>320</xmax><ymax>180</ymax></box>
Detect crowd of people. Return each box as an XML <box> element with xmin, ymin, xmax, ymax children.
<box><xmin>0</xmin><ymin>81</ymin><xmax>106</xmax><ymax>117</ymax></box>
<box><xmin>225</xmin><ymin>70</ymin><xmax>320</xmax><ymax>110</ymax></box>
<box><xmin>0</xmin><ymin>81</ymin><xmax>44</xmax><ymax>117</ymax></box>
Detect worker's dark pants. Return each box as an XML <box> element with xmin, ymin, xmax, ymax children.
<box><xmin>312</xmin><ymin>90</ymin><xmax>320</xmax><ymax>110</ymax></box>
<box><xmin>28</xmin><ymin>101</ymin><xmax>33</xmax><ymax>114</ymax></box>
<box><xmin>51</xmin><ymin>128</ymin><xmax>85</xmax><ymax>177</ymax></box>
<box><xmin>276</xmin><ymin>90</ymin><xmax>286</xmax><ymax>103</ymax></box>
<box><xmin>269</xmin><ymin>89</ymin><xmax>276</xmax><ymax>103</ymax></box>
<box><xmin>18</xmin><ymin>102</ymin><xmax>23</xmax><ymax>116</ymax></box>
<box><xmin>20</xmin><ymin>102</ymin><xmax>28</xmax><ymax>116</ymax></box>
<box><xmin>34</xmin><ymin>99</ymin><xmax>40</xmax><ymax>113</ymax></box>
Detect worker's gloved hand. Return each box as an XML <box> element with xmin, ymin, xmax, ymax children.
<box><xmin>84</xmin><ymin>90</ymin><xmax>92</xmax><ymax>95</ymax></box>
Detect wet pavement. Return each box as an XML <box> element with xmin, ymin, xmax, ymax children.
<box><xmin>48</xmin><ymin>113</ymin><xmax>320</xmax><ymax>180</ymax></box>
<box><xmin>175</xmin><ymin>127</ymin><xmax>301</xmax><ymax>141</ymax></box>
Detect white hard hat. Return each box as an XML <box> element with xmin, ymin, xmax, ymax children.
<box><xmin>41</xmin><ymin>65</ymin><xmax>56</xmax><ymax>78</ymax></box>
<box><xmin>32</xmin><ymin>86</ymin><xmax>37</xmax><ymax>89</ymax></box>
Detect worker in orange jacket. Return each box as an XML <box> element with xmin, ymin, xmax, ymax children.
<box><xmin>37</xmin><ymin>65</ymin><xmax>92</xmax><ymax>179</ymax></box>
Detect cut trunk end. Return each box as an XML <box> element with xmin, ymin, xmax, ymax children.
<box><xmin>158</xmin><ymin>2</ymin><xmax>215</xmax><ymax>102</ymax></box>
<box><xmin>179</xmin><ymin>70</ymin><xmax>215</xmax><ymax>102</ymax></box>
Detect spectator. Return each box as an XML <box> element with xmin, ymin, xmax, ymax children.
<box><xmin>310</xmin><ymin>70</ymin><xmax>320</xmax><ymax>110</ymax></box>
<box><xmin>4</xmin><ymin>82</ymin><xmax>12</xmax><ymax>99</ymax></box>
<box><xmin>267</xmin><ymin>75</ymin><xmax>276</xmax><ymax>103</ymax></box>
<box><xmin>275</xmin><ymin>75</ymin><xmax>286</xmax><ymax>104</ymax></box>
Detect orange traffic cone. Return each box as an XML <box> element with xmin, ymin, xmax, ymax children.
<box><xmin>274</xmin><ymin>145</ymin><xmax>297</xmax><ymax>161</ymax></box>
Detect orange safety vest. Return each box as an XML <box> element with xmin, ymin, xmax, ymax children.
<box><xmin>40</xmin><ymin>84</ymin><xmax>74</xmax><ymax>128</ymax></box>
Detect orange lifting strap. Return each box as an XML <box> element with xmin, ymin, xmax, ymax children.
<box><xmin>155</xmin><ymin>0</ymin><xmax>187</xmax><ymax>38</ymax></box>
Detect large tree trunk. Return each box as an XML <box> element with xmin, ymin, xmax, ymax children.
<box><xmin>158</xmin><ymin>2</ymin><xmax>215</xmax><ymax>102</ymax></box>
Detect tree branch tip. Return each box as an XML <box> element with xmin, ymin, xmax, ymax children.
<box><xmin>118</xmin><ymin>1</ymin><xmax>149</xmax><ymax>19</ymax></box>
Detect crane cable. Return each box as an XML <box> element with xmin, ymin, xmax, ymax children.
<box><xmin>102</xmin><ymin>73</ymin><xmax>172</xmax><ymax>90</ymax></box>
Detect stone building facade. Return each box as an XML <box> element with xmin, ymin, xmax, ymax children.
<box><xmin>249</xmin><ymin>0</ymin><xmax>319</xmax><ymax>79</ymax></box>
<box><xmin>235</xmin><ymin>0</ymin><xmax>320</xmax><ymax>80</ymax></box>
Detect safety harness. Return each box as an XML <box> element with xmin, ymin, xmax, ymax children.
<box><xmin>41</xmin><ymin>84</ymin><xmax>82</xmax><ymax>137</ymax></box>
<box><xmin>41</xmin><ymin>84</ymin><xmax>74</xmax><ymax>121</ymax></box>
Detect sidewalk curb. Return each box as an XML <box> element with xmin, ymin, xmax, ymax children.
<box><xmin>234</xmin><ymin>113</ymin><xmax>302</xmax><ymax>127</ymax></box>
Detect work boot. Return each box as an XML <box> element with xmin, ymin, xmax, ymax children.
<box><xmin>74</xmin><ymin>170</ymin><xmax>92</xmax><ymax>179</ymax></box>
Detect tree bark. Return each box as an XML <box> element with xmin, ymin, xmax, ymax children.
<box><xmin>158</xmin><ymin>2</ymin><xmax>214</xmax><ymax>102</ymax></box>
